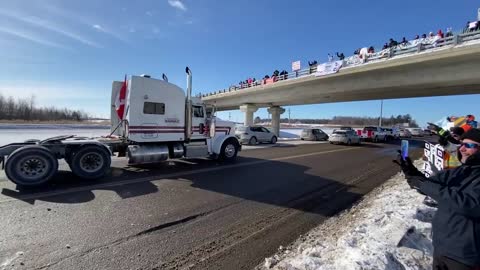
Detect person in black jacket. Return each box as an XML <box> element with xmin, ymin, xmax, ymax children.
<box><xmin>397</xmin><ymin>128</ymin><xmax>480</xmax><ymax>269</ymax></box>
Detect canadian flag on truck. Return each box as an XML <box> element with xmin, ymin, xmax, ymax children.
<box><xmin>115</xmin><ymin>75</ymin><xmax>127</xmax><ymax>120</ymax></box>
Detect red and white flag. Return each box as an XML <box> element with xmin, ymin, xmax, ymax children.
<box><xmin>115</xmin><ymin>75</ymin><xmax>127</xmax><ymax>120</ymax></box>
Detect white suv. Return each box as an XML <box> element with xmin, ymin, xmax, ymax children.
<box><xmin>235</xmin><ymin>126</ymin><xmax>277</xmax><ymax>145</ymax></box>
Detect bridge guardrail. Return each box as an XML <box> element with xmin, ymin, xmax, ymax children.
<box><xmin>201</xmin><ymin>29</ymin><xmax>480</xmax><ymax>98</ymax></box>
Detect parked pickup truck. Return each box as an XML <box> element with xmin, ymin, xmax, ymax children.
<box><xmin>356</xmin><ymin>126</ymin><xmax>387</xmax><ymax>142</ymax></box>
<box><xmin>382</xmin><ymin>127</ymin><xmax>400</xmax><ymax>141</ymax></box>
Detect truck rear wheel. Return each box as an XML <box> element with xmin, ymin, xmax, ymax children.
<box><xmin>219</xmin><ymin>139</ymin><xmax>239</xmax><ymax>162</ymax></box>
<box><xmin>5</xmin><ymin>146</ymin><xmax>58</xmax><ymax>186</ymax></box>
<box><xmin>70</xmin><ymin>145</ymin><xmax>111</xmax><ymax>180</ymax></box>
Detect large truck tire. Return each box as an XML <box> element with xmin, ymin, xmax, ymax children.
<box><xmin>5</xmin><ymin>145</ymin><xmax>58</xmax><ymax>186</ymax></box>
<box><xmin>218</xmin><ymin>139</ymin><xmax>239</xmax><ymax>162</ymax></box>
<box><xmin>70</xmin><ymin>145</ymin><xmax>111</xmax><ymax>180</ymax></box>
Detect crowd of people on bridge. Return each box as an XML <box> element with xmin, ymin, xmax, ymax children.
<box><xmin>233</xmin><ymin>69</ymin><xmax>290</xmax><ymax>90</ymax></box>
<box><xmin>201</xmin><ymin>17</ymin><xmax>480</xmax><ymax>98</ymax></box>
<box><xmin>465</xmin><ymin>20</ymin><xmax>480</xmax><ymax>32</ymax></box>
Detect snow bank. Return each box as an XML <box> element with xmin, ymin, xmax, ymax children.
<box><xmin>259</xmin><ymin>160</ymin><xmax>435</xmax><ymax>270</ymax></box>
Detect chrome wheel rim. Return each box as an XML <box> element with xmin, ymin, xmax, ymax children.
<box><xmin>16</xmin><ymin>156</ymin><xmax>49</xmax><ymax>180</ymax></box>
<box><xmin>79</xmin><ymin>152</ymin><xmax>104</xmax><ymax>172</ymax></box>
<box><xmin>224</xmin><ymin>144</ymin><xmax>236</xmax><ymax>158</ymax></box>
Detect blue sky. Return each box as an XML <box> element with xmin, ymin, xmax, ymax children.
<box><xmin>0</xmin><ymin>0</ymin><xmax>479</xmax><ymax>127</ymax></box>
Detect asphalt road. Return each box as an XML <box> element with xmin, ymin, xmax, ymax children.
<box><xmin>0</xmin><ymin>138</ymin><xmax>429</xmax><ymax>270</ymax></box>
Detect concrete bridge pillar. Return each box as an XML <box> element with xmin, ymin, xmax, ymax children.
<box><xmin>239</xmin><ymin>104</ymin><xmax>258</xmax><ymax>126</ymax></box>
<box><xmin>268</xmin><ymin>106</ymin><xmax>285</xmax><ymax>137</ymax></box>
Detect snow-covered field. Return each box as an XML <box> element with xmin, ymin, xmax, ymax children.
<box><xmin>0</xmin><ymin>125</ymin><xmax>338</xmax><ymax>146</ymax></box>
<box><xmin>0</xmin><ymin>128</ymin><xmax>111</xmax><ymax>145</ymax></box>
<box><xmin>257</xmin><ymin>160</ymin><xmax>434</xmax><ymax>270</ymax></box>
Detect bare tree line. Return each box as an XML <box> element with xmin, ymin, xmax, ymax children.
<box><xmin>255</xmin><ymin>114</ymin><xmax>419</xmax><ymax>127</ymax></box>
<box><xmin>0</xmin><ymin>94</ymin><xmax>90</xmax><ymax>121</ymax></box>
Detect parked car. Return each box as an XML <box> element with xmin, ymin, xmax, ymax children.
<box><xmin>406</xmin><ymin>128</ymin><xmax>424</xmax><ymax>137</ymax></box>
<box><xmin>329</xmin><ymin>130</ymin><xmax>361</xmax><ymax>145</ymax></box>
<box><xmin>300</xmin><ymin>128</ymin><xmax>329</xmax><ymax>141</ymax></box>
<box><xmin>235</xmin><ymin>125</ymin><xmax>277</xmax><ymax>145</ymax></box>
<box><xmin>399</xmin><ymin>129</ymin><xmax>412</xmax><ymax>138</ymax></box>
<box><xmin>382</xmin><ymin>127</ymin><xmax>400</xmax><ymax>140</ymax></box>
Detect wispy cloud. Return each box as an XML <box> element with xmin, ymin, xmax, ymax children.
<box><xmin>0</xmin><ymin>10</ymin><xmax>102</xmax><ymax>48</ymax></box>
<box><xmin>0</xmin><ymin>26</ymin><xmax>69</xmax><ymax>50</ymax></box>
<box><xmin>168</xmin><ymin>0</ymin><xmax>187</xmax><ymax>11</ymax></box>
<box><xmin>43</xmin><ymin>3</ymin><xmax>130</xmax><ymax>44</ymax></box>
<box><xmin>92</xmin><ymin>24</ymin><xmax>130</xmax><ymax>43</ymax></box>
<box><xmin>146</xmin><ymin>11</ymin><xmax>153</xmax><ymax>17</ymax></box>
<box><xmin>92</xmin><ymin>24</ymin><xmax>104</xmax><ymax>31</ymax></box>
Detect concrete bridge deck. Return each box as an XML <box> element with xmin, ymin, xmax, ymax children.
<box><xmin>201</xmin><ymin>33</ymin><xmax>480</xmax><ymax>135</ymax></box>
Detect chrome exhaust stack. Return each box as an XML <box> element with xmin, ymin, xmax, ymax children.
<box><xmin>185</xmin><ymin>67</ymin><xmax>192</xmax><ymax>141</ymax></box>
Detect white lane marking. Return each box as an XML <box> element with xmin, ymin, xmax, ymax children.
<box><xmin>0</xmin><ymin>147</ymin><xmax>360</xmax><ymax>203</ymax></box>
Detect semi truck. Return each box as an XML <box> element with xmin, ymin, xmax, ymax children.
<box><xmin>0</xmin><ymin>67</ymin><xmax>241</xmax><ymax>186</ymax></box>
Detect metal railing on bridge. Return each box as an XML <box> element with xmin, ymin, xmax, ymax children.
<box><xmin>200</xmin><ymin>29</ymin><xmax>480</xmax><ymax>98</ymax></box>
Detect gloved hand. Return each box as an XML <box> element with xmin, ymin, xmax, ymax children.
<box><xmin>393</xmin><ymin>151</ymin><xmax>424</xmax><ymax>177</ymax></box>
<box><xmin>428</xmin><ymin>122</ymin><xmax>450</xmax><ymax>137</ymax></box>
<box><xmin>438</xmin><ymin>136</ymin><xmax>449</xmax><ymax>146</ymax></box>
<box><xmin>427</xmin><ymin>122</ymin><xmax>442</xmax><ymax>133</ymax></box>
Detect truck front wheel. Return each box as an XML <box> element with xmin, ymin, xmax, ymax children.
<box><xmin>5</xmin><ymin>146</ymin><xmax>58</xmax><ymax>186</ymax></box>
<box><xmin>219</xmin><ymin>139</ymin><xmax>239</xmax><ymax>162</ymax></box>
<box><xmin>70</xmin><ymin>145</ymin><xmax>111</xmax><ymax>180</ymax></box>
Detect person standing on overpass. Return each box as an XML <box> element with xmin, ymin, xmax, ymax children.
<box><xmin>397</xmin><ymin>128</ymin><xmax>480</xmax><ymax>270</ymax></box>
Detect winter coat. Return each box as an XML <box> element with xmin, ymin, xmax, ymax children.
<box><xmin>419</xmin><ymin>153</ymin><xmax>480</xmax><ymax>266</ymax></box>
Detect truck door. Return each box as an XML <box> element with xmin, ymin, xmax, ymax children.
<box><xmin>191</xmin><ymin>104</ymin><xmax>207</xmax><ymax>139</ymax></box>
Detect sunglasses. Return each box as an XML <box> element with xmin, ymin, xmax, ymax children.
<box><xmin>460</xmin><ymin>142</ymin><xmax>480</xmax><ymax>149</ymax></box>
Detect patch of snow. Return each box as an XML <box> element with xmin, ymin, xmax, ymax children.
<box><xmin>1</xmin><ymin>251</ymin><xmax>24</xmax><ymax>268</ymax></box>
<box><xmin>258</xmin><ymin>160</ymin><xmax>435</xmax><ymax>270</ymax></box>
<box><xmin>0</xmin><ymin>128</ymin><xmax>110</xmax><ymax>145</ymax></box>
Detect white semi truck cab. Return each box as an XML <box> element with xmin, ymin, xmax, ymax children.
<box><xmin>0</xmin><ymin>67</ymin><xmax>241</xmax><ymax>186</ymax></box>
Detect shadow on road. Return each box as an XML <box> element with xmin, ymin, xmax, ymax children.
<box><xmin>1</xmin><ymin>171</ymin><xmax>160</xmax><ymax>204</ymax></box>
<box><xmin>0</xmin><ymin>139</ymin><xmax>428</xmax><ymax>213</ymax></box>
<box><xmin>2</xmin><ymin>156</ymin><xmax>367</xmax><ymax>217</ymax></box>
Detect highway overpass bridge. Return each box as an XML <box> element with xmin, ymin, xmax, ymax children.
<box><xmin>202</xmin><ymin>32</ymin><xmax>480</xmax><ymax>136</ymax></box>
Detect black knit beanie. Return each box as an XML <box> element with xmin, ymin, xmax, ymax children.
<box><xmin>460</xmin><ymin>128</ymin><xmax>480</xmax><ymax>144</ymax></box>
<box><xmin>451</xmin><ymin>127</ymin><xmax>465</xmax><ymax>136</ymax></box>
